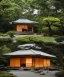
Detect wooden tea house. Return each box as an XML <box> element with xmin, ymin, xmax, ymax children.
<box><xmin>4</xmin><ymin>44</ymin><xmax>55</xmax><ymax>68</ymax></box>
<box><xmin>10</xmin><ymin>18</ymin><xmax>38</xmax><ymax>34</ymax></box>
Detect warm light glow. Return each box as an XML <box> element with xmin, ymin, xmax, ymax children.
<box><xmin>10</xmin><ymin>58</ymin><xmax>20</xmax><ymax>67</ymax></box>
<box><xmin>26</xmin><ymin>57</ymin><xmax>32</xmax><ymax>67</ymax></box>
<box><xmin>26</xmin><ymin>57</ymin><xmax>32</xmax><ymax>63</ymax></box>
<box><xmin>10</xmin><ymin>57</ymin><xmax>50</xmax><ymax>68</ymax></box>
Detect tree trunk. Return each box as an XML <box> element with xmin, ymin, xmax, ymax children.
<box><xmin>48</xmin><ymin>24</ymin><xmax>52</xmax><ymax>36</ymax></box>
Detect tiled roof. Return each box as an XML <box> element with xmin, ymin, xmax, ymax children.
<box><xmin>11</xmin><ymin>18</ymin><xmax>38</xmax><ymax>24</ymax></box>
<box><xmin>4</xmin><ymin>49</ymin><xmax>55</xmax><ymax>58</ymax></box>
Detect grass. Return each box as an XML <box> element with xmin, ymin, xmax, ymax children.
<box><xmin>37</xmin><ymin>36</ymin><xmax>55</xmax><ymax>42</ymax></box>
<box><xmin>0</xmin><ymin>72</ymin><xmax>17</xmax><ymax>77</ymax></box>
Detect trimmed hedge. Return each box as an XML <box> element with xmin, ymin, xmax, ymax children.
<box><xmin>0</xmin><ymin>38</ymin><xmax>12</xmax><ymax>43</ymax></box>
<box><xmin>55</xmin><ymin>36</ymin><xmax>64</xmax><ymax>42</ymax></box>
<box><xmin>16</xmin><ymin>36</ymin><xmax>56</xmax><ymax>44</ymax></box>
<box><xmin>16</xmin><ymin>36</ymin><xmax>41</xmax><ymax>44</ymax></box>
<box><xmin>0</xmin><ymin>72</ymin><xmax>17</xmax><ymax>77</ymax></box>
<box><xmin>0</xmin><ymin>33</ymin><xmax>8</xmax><ymax>36</ymax></box>
<box><xmin>7</xmin><ymin>31</ymin><xmax>17</xmax><ymax>37</ymax></box>
<box><xmin>55</xmin><ymin>71</ymin><xmax>64</xmax><ymax>77</ymax></box>
<box><xmin>7</xmin><ymin>31</ymin><xmax>17</xmax><ymax>35</ymax></box>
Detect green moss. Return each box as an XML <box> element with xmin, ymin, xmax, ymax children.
<box><xmin>0</xmin><ymin>72</ymin><xmax>17</xmax><ymax>77</ymax></box>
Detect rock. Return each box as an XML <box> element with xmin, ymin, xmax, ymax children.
<box><xmin>39</xmin><ymin>71</ymin><xmax>45</xmax><ymax>75</ymax></box>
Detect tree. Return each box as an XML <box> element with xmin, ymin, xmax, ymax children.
<box><xmin>53</xmin><ymin>0</ymin><xmax>64</xmax><ymax>9</ymax></box>
<box><xmin>37</xmin><ymin>40</ymin><xmax>64</xmax><ymax>70</ymax></box>
<box><xmin>42</xmin><ymin>17</ymin><xmax>60</xmax><ymax>36</ymax></box>
<box><xmin>0</xmin><ymin>45</ymin><xmax>11</xmax><ymax>65</ymax></box>
<box><xmin>49</xmin><ymin>44</ymin><xmax>64</xmax><ymax>69</ymax></box>
<box><xmin>0</xmin><ymin>0</ymin><xmax>21</xmax><ymax>32</ymax></box>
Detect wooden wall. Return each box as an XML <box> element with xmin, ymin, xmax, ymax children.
<box><xmin>10</xmin><ymin>57</ymin><xmax>50</xmax><ymax>68</ymax></box>
<box><xmin>26</xmin><ymin>57</ymin><xmax>32</xmax><ymax>67</ymax></box>
<box><xmin>10</xmin><ymin>58</ymin><xmax>20</xmax><ymax>67</ymax></box>
<box><xmin>16</xmin><ymin>24</ymin><xmax>33</xmax><ymax>32</ymax></box>
<box><xmin>17</xmin><ymin>25</ymin><xmax>28</xmax><ymax>32</ymax></box>
<box><xmin>33</xmin><ymin>58</ymin><xmax>50</xmax><ymax>68</ymax></box>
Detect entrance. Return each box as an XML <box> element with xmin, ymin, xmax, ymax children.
<box><xmin>22</xmin><ymin>28</ymin><xmax>27</xmax><ymax>32</ymax></box>
<box><xmin>21</xmin><ymin>57</ymin><xmax>32</xmax><ymax>67</ymax></box>
<box><xmin>21</xmin><ymin>64</ymin><xmax>26</xmax><ymax>67</ymax></box>
<box><xmin>21</xmin><ymin>58</ymin><xmax>26</xmax><ymax>67</ymax></box>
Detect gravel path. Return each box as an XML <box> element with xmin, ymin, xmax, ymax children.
<box><xmin>10</xmin><ymin>70</ymin><xmax>57</xmax><ymax>77</ymax></box>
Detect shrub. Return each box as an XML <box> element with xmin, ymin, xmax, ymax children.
<box><xmin>55</xmin><ymin>71</ymin><xmax>64</xmax><ymax>77</ymax></box>
<box><xmin>0</xmin><ymin>33</ymin><xmax>8</xmax><ymax>36</ymax></box>
<box><xmin>42</xmin><ymin>26</ymin><xmax>58</xmax><ymax>31</ymax></box>
<box><xmin>16</xmin><ymin>36</ymin><xmax>55</xmax><ymax>44</ymax></box>
<box><xmin>16</xmin><ymin>36</ymin><xmax>41</xmax><ymax>44</ymax></box>
<box><xmin>53</xmin><ymin>35</ymin><xmax>60</xmax><ymax>37</ymax></box>
<box><xmin>7</xmin><ymin>31</ymin><xmax>17</xmax><ymax>37</ymax></box>
<box><xmin>42</xmin><ymin>26</ymin><xmax>59</xmax><ymax>35</ymax></box>
<box><xmin>0</xmin><ymin>38</ymin><xmax>12</xmax><ymax>43</ymax></box>
<box><xmin>0</xmin><ymin>72</ymin><xmax>17</xmax><ymax>77</ymax></box>
<box><xmin>55</xmin><ymin>36</ymin><xmax>64</xmax><ymax>42</ymax></box>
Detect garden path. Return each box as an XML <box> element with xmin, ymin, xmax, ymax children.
<box><xmin>10</xmin><ymin>70</ymin><xmax>57</xmax><ymax>77</ymax></box>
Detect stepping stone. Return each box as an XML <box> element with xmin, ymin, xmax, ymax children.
<box><xmin>39</xmin><ymin>71</ymin><xmax>45</xmax><ymax>75</ymax></box>
<box><xmin>19</xmin><ymin>67</ymin><xmax>24</xmax><ymax>71</ymax></box>
<box><xmin>35</xmin><ymin>69</ymin><xmax>42</xmax><ymax>73</ymax></box>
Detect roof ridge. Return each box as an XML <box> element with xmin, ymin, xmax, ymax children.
<box><xmin>31</xmin><ymin>49</ymin><xmax>40</xmax><ymax>55</ymax></box>
<box><xmin>30</xmin><ymin>49</ymin><xmax>36</xmax><ymax>54</ymax></box>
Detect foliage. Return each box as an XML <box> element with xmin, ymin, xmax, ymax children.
<box><xmin>7</xmin><ymin>30</ymin><xmax>17</xmax><ymax>37</ymax></box>
<box><xmin>55</xmin><ymin>36</ymin><xmax>64</xmax><ymax>42</ymax></box>
<box><xmin>0</xmin><ymin>45</ymin><xmax>11</xmax><ymax>65</ymax></box>
<box><xmin>0</xmin><ymin>0</ymin><xmax>63</xmax><ymax>35</ymax></box>
<box><xmin>16</xmin><ymin>36</ymin><xmax>64</xmax><ymax>70</ymax></box>
<box><xmin>0</xmin><ymin>45</ymin><xmax>11</xmax><ymax>53</ymax></box>
<box><xmin>53</xmin><ymin>35</ymin><xmax>60</xmax><ymax>37</ymax></box>
<box><xmin>0</xmin><ymin>35</ymin><xmax>64</xmax><ymax>69</ymax></box>
<box><xmin>7</xmin><ymin>30</ymin><xmax>17</xmax><ymax>34</ymax></box>
<box><xmin>46</xmin><ymin>43</ymin><xmax>64</xmax><ymax>69</ymax></box>
<box><xmin>0</xmin><ymin>0</ymin><xmax>64</xmax><ymax>69</ymax></box>
<box><xmin>54</xmin><ymin>0</ymin><xmax>64</xmax><ymax>9</ymax></box>
<box><xmin>42</xmin><ymin>26</ymin><xmax>59</xmax><ymax>35</ymax></box>
<box><xmin>42</xmin><ymin>17</ymin><xmax>60</xmax><ymax>36</ymax></box>
<box><xmin>16</xmin><ymin>36</ymin><xmax>56</xmax><ymax>44</ymax></box>
<box><xmin>55</xmin><ymin>71</ymin><xmax>64</xmax><ymax>77</ymax></box>
<box><xmin>43</xmin><ymin>17</ymin><xmax>60</xmax><ymax>22</ymax></box>
<box><xmin>0</xmin><ymin>33</ymin><xmax>8</xmax><ymax>36</ymax></box>
<box><xmin>0</xmin><ymin>0</ymin><xmax>21</xmax><ymax>32</ymax></box>
<box><xmin>0</xmin><ymin>72</ymin><xmax>17</xmax><ymax>77</ymax></box>
<box><xmin>0</xmin><ymin>0</ymin><xmax>64</xmax><ymax>35</ymax></box>
<box><xmin>0</xmin><ymin>38</ymin><xmax>11</xmax><ymax>43</ymax></box>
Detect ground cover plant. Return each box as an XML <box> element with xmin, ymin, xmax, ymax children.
<box><xmin>0</xmin><ymin>33</ymin><xmax>8</xmax><ymax>36</ymax></box>
<box><xmin>55</xmin><ymin>71</ymin><xmax>64</xmax><ymax>77</ymax></box>
<box><xmin>0</xmin><ymin>72</ymin><xmax>17</xmax><ymax>77</ymax></box>
<box><xmin>0</xmin><ymin>38</ymin><xmax>11</xmax><ymax>43</ymax></box>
